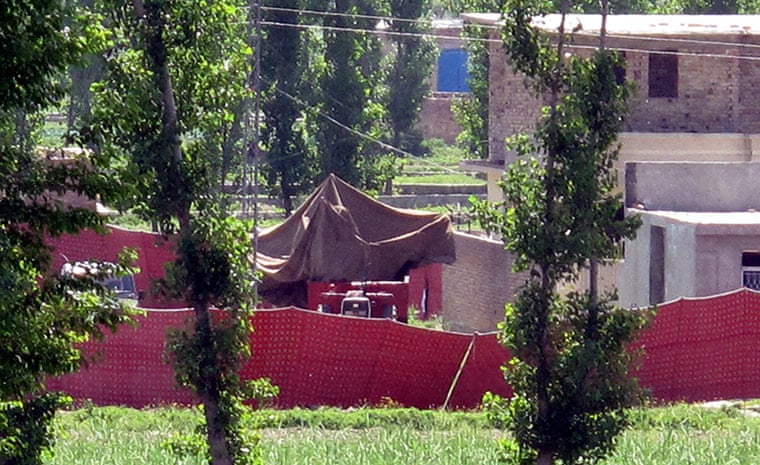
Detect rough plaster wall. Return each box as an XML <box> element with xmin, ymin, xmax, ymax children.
<box><xmin>664</xmin><ymin>222</ymin><xmax>697</xmax><ymax>303</ymax></box>
<box><xmin>625</xmin><ymin>162</ymin><xmax>760</xmax><ymax>212</ymax></box>
<box><xmin>697</xmin><ymin>234</ymin><xmax>760</xmax><ymax>296</ymax></box>
<box><xmin>441</xmin><ymin>232</ymin><xmax>528</xmax><ymax>333</ymax></box>
<box><xmin>618</xmin><ymin>217</ymin><xmax>653</xmax><ymax>309</ymax></box>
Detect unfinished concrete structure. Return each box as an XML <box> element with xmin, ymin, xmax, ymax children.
<box><xmin>620</xmin><ymin>162</ymin><xmax>760</xmax><ymax>308</ymax></box>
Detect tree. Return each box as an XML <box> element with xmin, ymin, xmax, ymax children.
<box><xmin>65</xmin><ymin>0</ymin><xmax>105</xmax><ymax>132</ymax></box>
<box><xmin>449</xmin><ymin>0</ymin><xmax>498</xmax><ymax>160</ymax></box>
<box><xmin>473</xmin><ymin>1</ymin><xmax>647</xmax><ymax>464</ymax></box>
<box><xmin>385</xmin><ymin>0</ymin><xmax>436</xmax><ymax>156</ymax></box>
<box><xmin>90</xmin><ymin>1</ymin><xmax>262</xmax><ymax>464</ymax></box>
<box><xmin>260</xmin><ymin>0</ymin><xmax>316</xmax><ymax>216</ymax></box>
<box><xmin>0</xmin><ymin>2</ymin><xmax>134</xmax><ymax>463</ymax></box>
<box><xmin>307</xmin><ymin>0</ymin><xmax>389</xmax><ymax>188</ymax></box>
<box><xmin>649</xmin><ymin>0</ymin><xmax>738</xmax><ymax>13</ymax></box>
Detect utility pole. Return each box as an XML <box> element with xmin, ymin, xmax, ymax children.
<box><xmin>244</xmin><ymin>0</ymin><xmax>263</xmax><ymax>280</ymax></box>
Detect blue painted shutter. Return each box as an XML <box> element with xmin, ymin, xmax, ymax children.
<box><xmin>437</xmin><ymin>48</ymin><xmax>470</xmax><ymax>92</ymax></box>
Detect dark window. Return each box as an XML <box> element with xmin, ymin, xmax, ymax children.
<box><xmin>742</xmin><ymin>252</ymin><xmax>760</xmax><ymax>291</ymax></box>
<box><xmin>649</xmin><ymin>226</ymin><xmax>665</xmax><ymax>305</ymax></box>
<box><xmin>437</xmin><ymin>48</ymin><xmax>470</xmax><ymax>93</ymax></box>
<box><xmin>614</xmin><ymin>52</ymin><xmax>626</xmax><ymax>85</ymax></box>
<box><xmin>648</xmin><ymin>52</ymin><xmax>678</xmax><ymax>98</ymax></box>
<box><xmin>742</xmin><ymin>251</ymin><xmax>760</xmax><ymax>267</ymax></box>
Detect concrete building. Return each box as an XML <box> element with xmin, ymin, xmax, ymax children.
<box><xmin>620</xmin><ymin>162</ymin><xmax>760</xmax><ymax>308</ymax></box>
<box><xmin>447</xmin><ymin>14</ymin><xmax>760</xmax><ymax>307</ymax></box>
<box><xmin>459</xmin><ymin>14</ymin><xmax>760</xmax><ymax>200</ymax></box>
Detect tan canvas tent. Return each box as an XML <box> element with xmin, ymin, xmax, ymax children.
<box><xmin>256</xmin><ymin>174</ymin><xmax>456</xmax><ymax>306</ymax></box>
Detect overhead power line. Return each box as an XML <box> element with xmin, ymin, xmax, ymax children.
<box><xmin>243</xmin><ymin>5</ymin><xmax>760</xmax><ymax>59</ymax></box>
<box><xmin>259</xmin><ymin>76</ymin><xmax>463</xmax><ymax>175</ymax></box>
<box><xmin>258</xmin><ymin>18</ymin><xmax>760</xmax><ymax>62</ymax></box>
<box><xmin>258</xmin><ymin>4</ymin><xmax>429</xmax><ymax>27</ymax></box>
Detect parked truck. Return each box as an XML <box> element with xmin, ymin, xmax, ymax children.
<box><xmin>306</xmin><ymin>280</ymin><xmax>410</xmax><ymax>322</ymax></box>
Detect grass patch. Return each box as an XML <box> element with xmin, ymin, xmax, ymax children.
<box><xmin>46</xmin><ymin>402</ymin><xmax>760</xmax><ymax>465</ymax></box>
<box><xmin>49</xmin><ymin>405</ymin><xmax>204</xmax><ymax>465</ymax></box>
<box><xmin>261</xmin><ymin>426</ymin><xmax>501</xmax><ymax>465</ymax></box>
<box><xmin>394</xmin><ymin>173</ymin><xmax>484</xmax><ymax>185</ymax></box>
<box><xmin>248</xmin><ymin>407</ymin><xmax>487</xmax><ymax>430</ymax></box>
<box><xmin>607</xmin><ymin>403</ymin><xmax>760</xmax><ymax>465</ymax></box>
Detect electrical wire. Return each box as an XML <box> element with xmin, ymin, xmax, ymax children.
<box><xmin>260</xmin><ymin>76</ymin><xmax>464</xmax><ymax>174</ymax></box>
<box><xmin>245</xmin><ymin>7</ymin><xmax>760</xmax><ymax>174</ymax></box>
<box><xmin>261</xmin><ymin>19</ymin><xmax>490</xmax><ymax>44</ymax></box>
<box><xmin>244</xmin><ymin>5</ymin><xmax>760</xmax><ymax>60</ymax></box>
<box><xmin>259</xmin><ymin>18</ymin><xmax>760</xmax><ymax>61</ymax></box>
<box><xmin>257</xmin><ymin>4</ymin><xmax>429</xmax><ymax>26</ymax></box>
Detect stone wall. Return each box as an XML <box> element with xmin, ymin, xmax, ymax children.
<box><xmin>441</xmin><ymin>232</ymin><xmax>528</xmax><ymax>333</ymax></box>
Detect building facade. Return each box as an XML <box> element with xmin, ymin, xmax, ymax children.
<box><xmin>461</xmin><ymin>14</ymin><xmax>760</xmax><ymax>196</ymax></box>
<box><xmin>458</xmin><ymin>14</ymin><xmax>760</xmax><ymax>307</ymax></box>
<box><xmin>621</xmin><ymin>162</ymin><xmax>760</xmax><ymax>307</ymax></box>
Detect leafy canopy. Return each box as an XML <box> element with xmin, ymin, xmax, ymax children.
<box><xmin>473</xmin><ymin>3</ymin><xmax>647</xmax><ymax>464</ymax></box>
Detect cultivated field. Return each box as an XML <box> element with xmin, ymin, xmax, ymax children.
<box><xmin>48</xmin><ymin>402</ymin><xmax>760</xmax><ymax>465</ymax></box>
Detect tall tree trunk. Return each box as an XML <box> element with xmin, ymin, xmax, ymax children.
<box><xmin>535</xmin><ymin>6</ymin><xmax>568</xmax><ymax>465</ymax></box>
<box><xmin>195</xmin><ymin>301</ymin><xmax>233</xmax><ymax>465</ymax></box>
<box><xmin>134</xmin><ymin>0</ymin><xmax>190</xmax><ymax>229</ymax></box>
<box><xmin>132</xmin><ymin>2</ymin><xmax>232</xmax><ymax>464</ymax></box>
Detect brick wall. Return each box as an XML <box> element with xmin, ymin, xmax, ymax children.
<box><xmin>417</xmin><ymin>95</ymin><xmax>462</xmax><ymax>144</ymax></box>
<box><xmin>487</xmin><ymin>33</ymin><xmax>760</xmax><ymax>164</ymax></box>
<box><xmin>441</xmin><ymin>231</ymin><xmax>528</xmax><ymax>333</ymax></box>
<box><xmin>487</xmin><ymin>37</ymin><xmax>541</xmax><ymax>164</ymax></box>
<box><xmin>739</xmin><ymin>50</ymin><xmax>760</xmax><ymax>133</ymax></box>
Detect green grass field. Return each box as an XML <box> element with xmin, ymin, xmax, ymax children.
<box><xmin>46</xmin><ymin>402</ymin><xmax>760</xmax><ymax>465</ymax></box>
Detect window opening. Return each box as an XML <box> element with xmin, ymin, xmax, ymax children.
<box><xmin>648</xmin><ymin>52</ymin><xmax>678</xmax><ymax>98</ymax></box>
<box><xmin>742</xmin><ymin>251</ymin><xmax>760</xmax><ymax>291</ymax></box>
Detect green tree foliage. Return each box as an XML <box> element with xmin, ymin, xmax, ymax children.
<box><xmin>385</xmin><ymin>0</ymin><xmax>436</xmax><ymax>156</ymax></box>
<box><xmin>306</xmin><ymin>0</ymin><xmax>389</xmax><ymax>189</ymax></box>
<box><xmin>472</xmin><ymin>2</ymin><xmax>647</xmax><ymax>464</ymax></box>
<box><xmin>0</xmin><ymin>2</ymin><xmax>135</xmax><ymax>463</ymax></box>
<box><xmin>260</xmin><ymin>0</ymin><xmax>317</xmax><ymax>216</ymax></box>
<box><xmin>66</xmin><ymin>0</ymin><xmax>105</xmax><ymax>132</ymax></box>
<box><xmin>647</xmin><ymin>0</ymin><xmax>753</xmax><ymax>13</ymax></box>
<box><xmin>90</xmin><ymin>1</ymin><xmax>261</xmax><ymax>464</ymax></box>
<box><xmin>449</xmin><ymin>0</ymin><xmax>499</xmax><ymax>160</ymax></box>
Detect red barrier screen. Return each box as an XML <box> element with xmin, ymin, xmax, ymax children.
<box><xmin>46</xmin><ymin>227</ymin><xmax>760</xmax><ymax>407</ymax></box>
<box><xmin>47</xmin><ymin>308</ymin><xmax>512</xmax><ymax>409</ymax></box>
<box><xmin>635</xmin><ymin>288</ymin><xmax>760</xmax><ymax>403</ymax></box>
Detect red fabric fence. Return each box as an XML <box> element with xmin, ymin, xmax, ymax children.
<box><xmin>634</xmin><ymin>288</ymin><xmax>760</xmax><ymax>403</ymax></box>
<box><xmin>45</xmin><ymin>227</ymin><xmax>760</xmax><ymax>407</ymax></box>
<box><xmin>47</xmin><ymin>288</ymin><xmax>760</xmax><ymax>409</ymax></box>
<box><xmin>47</xmin><ymin>308</ymin><xmax>512</xmax><ymax>409</ymax></box>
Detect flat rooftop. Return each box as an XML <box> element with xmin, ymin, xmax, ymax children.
<box><xmin>461</xmin><ymin>13</ymin><xmax>760</xmax><ymax>36</ymax></box>
<box><xmin>630</xmin><ymin>208</ymin><xmax>760</xmax><ymax>235</ymax></box>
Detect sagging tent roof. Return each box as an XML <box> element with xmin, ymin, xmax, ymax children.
<box><xmin>256</xmin><ymin>174</ymin><xmax>456</xmax><ymax>306</ymax></box>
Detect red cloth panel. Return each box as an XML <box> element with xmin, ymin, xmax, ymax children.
<box><xmin>46</xmin><ymin>227</ymin><xmax>760</xmax><ymax>407</ymax></box>
<box><xmin>636</xmin><ymin>289</ymin><xmax>760</xmax><ymax>403</ymax></box>
<box><xmin>49</xmin><ymin>308</ymin><xmax>510</xmax><ymax>409</ymax></box>
<box><xmin>46</xmin><ymin>311</ymin><xmax>195</xmax><ymax>406</ymax></box>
